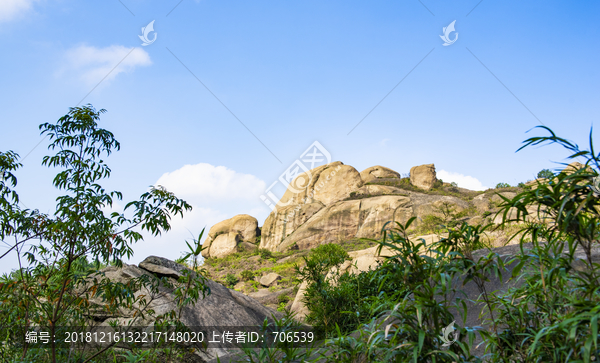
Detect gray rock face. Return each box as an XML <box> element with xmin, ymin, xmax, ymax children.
<box><xmin>139</xmin><ymin>258</ymin><xmax>182</xmax><ymax>279</ymax></box>
<box><xmin>443</xmin><ymin>243</ymin><xmax>600</xmax><ymax>356</ymax></box>
<box><xmin>248</xmin><ymin>287</ymin><xmax>295</xmax><ymax>306</ymax></box>
<box><xmin>87</xmin><ymin>256</ymin><xmax>282</xmax><ymax>361</ymax></box>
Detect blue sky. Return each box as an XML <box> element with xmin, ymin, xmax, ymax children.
<box><xmin>1</xmin><ymin>0</ymin><xmax>598</xmax><ymax>273</ymax></box>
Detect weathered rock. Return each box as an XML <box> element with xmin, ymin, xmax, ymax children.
<box><xmin>139</xmin><ymin>259</ymin><xmax>182</xmax><ymax>279</ymax></box>
<box><xmin>277</xmin><ymin>196</ymin><xmax>413</xmax><ymax>251</ymax></box>
<box><xmin>525</xmin><ymin>178</ymin><xmax>547</xmax><ymax>190</ymax></box>
<box><xmin>410</xmin><ymin>164</ymin><xmax>437</xmax><ymax>191</ymax></box>
<box><xmin>350</xmin><ymin>184</ymin><xmax>407</xmax><ymax>199</ymax></box>
<box><xmin>202</xmin><ymin>214</ymin><xmax>259</xmax><ymax>258</ymax></box>
<box><xmin>290</xmin><ymin>281</ymin><xmax>309</xmax><ymax>320</ymax></box>
<box><xmin>259</xmin><ymin>202</ymin><xmax>324</xmax><ymax>252</ymax></box>
<box><xmin>259</xmin><ymin>162</ymin><xmax>363</xmax><ymax>251</ymax></box>
<box><xmin>410</xmin><ymin>194</ymin><xmax>469</xmax><ymax>225</ymax></box>
<box><xmin>360</xmin><ymin>165</ymin><xmax>401</xmax><ymax>184</ymax></box>
<box><xmin>472</xmin><ymin>194</ymin><xmax>490</xmax><ymax>212</ymax></box>
<box><xmin>86</xmin><ymin>256</ymin><xmax>282</xmax><ymax>361</ymax></box>
<box><xmin>490</xmin><ymin>192</ymin><xmax>517</xmax><ymax>203</ymax></box>
<box><xmin>259</xmin><ymin>273</ymin><xmax>282</xmax><ymax>287</ymax></box>
<box><xmin>562</xmin><ymin>161</ymin><xmax>586</xmax><ymax>174</ymax></box>
<box><xmin>312</xmin><ymin>164</ymin><xmax>364</xmax><ymax>206</ymax></box>
<box><xmin>275</xmin><ymin>162</ymin><xmax>362</xmax><ymax>208</ymax></box>
<box><xmin>248</xmin><ymin>287</ymin><xmax>295</xmax><ymax>306</ymax></box>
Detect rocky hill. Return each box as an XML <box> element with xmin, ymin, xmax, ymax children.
<box><xmin>79</xmin><ymin>160</ymin><xmax>597</xmax><ymax>362</ymax></box>
<box><xmin>199</xmin><ymin>162</ymin><xmax>533</xmax><ymax>314</ymax></box>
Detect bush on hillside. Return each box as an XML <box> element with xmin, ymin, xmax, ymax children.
<box><xmin>537</xmin><ymin>168</ymin><xmax>554</xmax><ymax>179</ymax></box>
<box><xmin>270</xmin><ymin>126</ymin><xmax>600</xmax><ymax>362</ymax></box>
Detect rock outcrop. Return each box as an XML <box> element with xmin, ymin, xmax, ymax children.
<box><xmin>258</xmin><ymin>162</ymin><xmax>471</xmax><ymax>253</ymax></box>
<box><xmin>410</xmin><ymin>163</ymin><xmax>437</xmax><ymax>191</ymax></box>
<box><xmin>360</xmin><ymin>165</ymin><xmax>401</xmax><ymax>184</ymax></box>
<box><xmin>201</xmin><ymin>214</ymin><xmax>259</xmax><ymax>258</ymax></box>
<box><xmin>86</xmin><ymin>256</ymin><xmax>282</xmax><ymax>361</ymax></box>
<box><xmin>276</xmin><ymin>195</ymin><xmax>413</xmax><ymax>251</ymax></box>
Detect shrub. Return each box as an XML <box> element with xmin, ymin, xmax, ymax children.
<box><xmin>296</xmin><ymin>243</ymin><xmax>350</xmax><ymax>283</ymax></box>
<box><xmin>241</xmin><ymin>126</ymin><xmax>600</xmax><ymax>362</ymax></box>
<box><xmin>259</xmin><ymin>248</ymin><xmax>274</xmax><ymax>260</ymax></box>
<box><xmin>537</xmin><ymin>168</ymin><xmax>554</xmax><ymax>179</ymax></box>
<box><xmin>302</xmin><ymin>262</ymin><xmax>410</xmax><ymax>338</ymax></box>
<box><xmin>224</xmin><ymin>273</ymin><xmax>239</xmax><ymax>288</ymax></box>
<box><xmin>240</xmin><ymin>269</ymin><xmax>255</xmax><ymax>281</ymax></box>
<box><xmin>277</xmin><ymin>294</ymin><xmax>290</xmax><ymax>305</ymax></box>
<box><xmin>495</xmin><ymin>182</ymin><xmax>511</xmax><ymax>188</ymax></box>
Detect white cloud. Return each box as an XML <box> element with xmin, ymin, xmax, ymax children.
<box><xmin>380</xmin><ymin>138</ymin><xmax>390</xmax><ymax>146</ymax></box>
<box><xmin>64</xmin><ymin>45</ymin><xmax>151</xmax><ymax>86</ymax></box>
<box><xmin>438</xmin><ymin>170</ymin><xmax>489</xmax><ymax>191</ymax></box>
<box><xmin>155</xmin><ymin>163</ymin><xmax>266</xmax><ymax>202</ymax></box>
<box><xmin>125</xmin><ymin>164</ymin><xmax>270</xmax><ymax>265</ymax></box>
<box><xmin>0</xmin><ymin>0</ymin><xmax>35</xmax><ymax>23</ymax></box>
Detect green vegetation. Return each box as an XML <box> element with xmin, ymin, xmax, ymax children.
<box><xmin>232</xmin><ymin>125</ymin><xmax>600</xmax><ymax>362</ymax></box>
<box><xmin>259</xmin><ymin>248</ymin><xmax>274</xmax><ymax>260</ymax></box>
<box><xmin>224</xmin><ymin>273</ymin><xmax>239</xmax><ymax>288</ymax></box>
<box><xmin>0</xmin><ymin>105</ymin><xmax>210</xmax><ymax>362</ymax></box>
<box><xmin>367</xmin><ymin>177</ymin><xmax>484</xmax><ymax>202</ymax></box>
<box><xmin>240</xmin><ymin>269</ymin><xmax>256</xmax><ymax>281</ymax></box>
<box><xmin>3</xmin><ymin>108</ymin><xmax>599</xmax><ymax>362</ymax></box>
<box><xmin>537</xmin><ymin>168</ymin><xmax>554</xmax><ymax>179</ymax></box>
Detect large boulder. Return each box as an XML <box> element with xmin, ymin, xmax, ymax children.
<box><xmin>86</xmin><ymin>256</ymin><xmax>282</xmax><ymax>361</ymax></box>
<box><xmin>259</xmin><ymin>273</ymin><xmax>282</xmax><ymax>287</ymax></box>
<box><xmin>202</xmin><ymin>214</ymin><xmax>259</xmax><ymax>258</ymax></box>
<box><xmin>410</xmin><ymin>163</ymin><xmax>437</xmax><ymax>191</ymax></box>
<box><xmin>260</xmin><ymin>162</ymin><xmax>363</xmax><ymax>250</ymax></box>
<box><xmin>360</xmin><ymin>165</ymin><xmax>401</xmax><ymax>184</ymax></box>
<box><xmin>472</xmin><ymin>194</ymin><xmax>490</xmax><ymax>212</ymax></box>
<box><xmin>562</xmin><ymin>161</ymin><xmax>586</xmax><ymax>175</ymax></box>
<box><xmin>275</xmin><ymin>162</ymin><xmax>363</xmax><ymax>208</ymax></box>
<box><xmin>263</xmin><ymin>182</ymin><xmax>474</xmax><ymax>253</ymax></box>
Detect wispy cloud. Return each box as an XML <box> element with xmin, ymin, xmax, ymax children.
<box><xmin>438</xmin><ymin>170</ymin><xmax>489</xmax><ymax>191</ymax></box>
<box><xmin>0</xmin><ymin>0</ymin><xmax>36</xmax><ymax>23</ymax></box>
<box><xmin>63</xmin><ymin>45</ymin><xmax>151</xmax><ymax>86</ymax></box>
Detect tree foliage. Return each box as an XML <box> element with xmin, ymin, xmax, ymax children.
<box><xmin>0</xmin><ymin>105</ymin><xmax>209</xmax><ymax>362</ymax></box>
